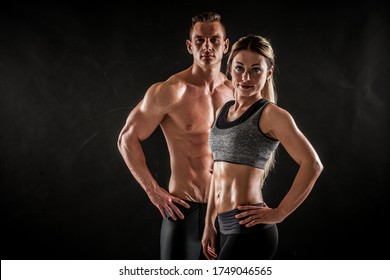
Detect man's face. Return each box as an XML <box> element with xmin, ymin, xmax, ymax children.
<box><xmin>187</xmin><ymin>22</ymin><xmax>228</xmax><ymax>66</ymax></box>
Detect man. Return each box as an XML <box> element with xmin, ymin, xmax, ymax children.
<box><xmin>117</xmin><ymin>12</ymin><xmax>233</xmax><ymax>259</ymax></box>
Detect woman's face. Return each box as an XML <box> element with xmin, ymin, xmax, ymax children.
<box><xmin>231</xmin><ymin>49</ymin><xmax>273</xmax><ymax>98</ymax></box>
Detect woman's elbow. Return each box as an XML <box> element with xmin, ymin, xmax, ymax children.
<box><xmin>313</xmin><ymin>157</ymin><xmax>324</xmax><ymax>176</ymax></box>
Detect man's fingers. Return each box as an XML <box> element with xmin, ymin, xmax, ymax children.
<box><xmin>173</xmin><ymin>198</ymin><xmax>190</xmax><ymax>209</ymax></box>
<box><xmin>158</xmin><ymin>207</ymin><xmax>167</xmax><ymax>219</ymax></box>
<box><xmin>164</xmin><ymin>205</ymin><xmax>178</xmax><ymax>221</ymax></box>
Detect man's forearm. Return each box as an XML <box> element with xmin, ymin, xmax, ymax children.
<box><xmin>118</xmin><ymin>135</ymin><xmax>159</xmax><ymax>194</ymax></box>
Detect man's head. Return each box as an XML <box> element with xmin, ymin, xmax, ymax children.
<box><xmin>187</xmin><ymin>12</ymin><xmax>229</xmax><ymax>67</ymax></box>
<box><xmin>189</xmin><ymin>12</ymin><xmax>226</xmax><ymax>39</ymax></box>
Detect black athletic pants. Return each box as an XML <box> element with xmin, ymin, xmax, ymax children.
<box><xmin>160</xmin><ymin>200</ymin><xmax>219</xmax><ymax>260</ymax></box>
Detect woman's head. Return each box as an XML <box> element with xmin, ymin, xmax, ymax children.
<box><xmin>227</xmin><ymin>35</ymin><xmax>277</xmax><ymax>103</ymax></box>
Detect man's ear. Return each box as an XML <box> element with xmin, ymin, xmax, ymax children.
<box><xmin>223</xmin><ymin>38</ymin><xmax>230</xmax><ymax>54</ymax></box>
<box><xmin>186</xmin><ymin>39</ymin><xmax>193</xmax><ymax>54</ymax></box>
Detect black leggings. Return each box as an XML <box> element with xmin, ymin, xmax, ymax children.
<box><xmin>160</xmin><ymin>200</ymin><xmax>213</xmax><ymax>260</ymax></box>
<box><xmin>217</xmin><ymin>206</ymin><xmax>279</xmax><ymax>260</ymax></box>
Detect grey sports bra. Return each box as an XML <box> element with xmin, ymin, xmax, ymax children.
<box><xmin>209</xmin><ymin>99</ymin><xmax>279</xmax><ymax>169</ymax></box>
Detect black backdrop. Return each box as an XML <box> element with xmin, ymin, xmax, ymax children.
<box><xmin>1</xmin><ymin>1</ymin><xmax>389</xmax><ymax>260</ymax></box>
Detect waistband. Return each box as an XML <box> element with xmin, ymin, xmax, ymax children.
<box><xmin>165</xmin><ymin>199</ymin><xmax>207</xmax><ymax>220</ymax></box>
<box><xmin>218</xmin><ymin>203</ymin><xmax>274</xmax><ymax>235</ymax></box>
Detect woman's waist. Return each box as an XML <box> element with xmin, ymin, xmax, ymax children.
<box><xmin>217</xmin><ymin>203</ymin><xmax>274</xmax><ymax>234</ymax></box>
<box><xmin>215</xmin><ymin>186</ymin><xmax>263</xmax><ymax>213</ymax></box>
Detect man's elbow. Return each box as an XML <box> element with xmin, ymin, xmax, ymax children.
<box><xmin>117</xmin><ymin>131</ymin><xmax>128</xmax><ymax>154</ymax></box>
<box><xmin>118</xmin><ymin>129</ymin><xmax>140</xmax><ymax>155</ymax></box>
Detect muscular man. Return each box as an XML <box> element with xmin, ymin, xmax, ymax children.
<box><xmin>117</xmin><ymin>12</ymin><xmax>233</xmax><ymax>259</ymax></box>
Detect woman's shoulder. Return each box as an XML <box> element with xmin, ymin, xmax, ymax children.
<box><xmin>264</xmin><ymin>102</ymin><xmax>290</xmax><ymax>117</ymax></box>
<box><xmin>261</xmin><ymin>102</ymin><xmax>296</xmax><ymax>131</ymax></box>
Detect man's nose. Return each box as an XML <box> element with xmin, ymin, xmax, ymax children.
<box><xmin>203</xmin><ymin>39</ymin><xmax>212</xmax><ymax>50</ymax></box>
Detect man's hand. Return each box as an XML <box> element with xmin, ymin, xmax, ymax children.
<box><xmin>148</xmin><ymin>187</ymin><xmax>190</xmax><ymax>220</ymax></box>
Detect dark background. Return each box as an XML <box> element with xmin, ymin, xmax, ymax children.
<box><xmin>1</xmin><ymin>1</ymin><xmax>388</xmax><ymax>260</ymax></box>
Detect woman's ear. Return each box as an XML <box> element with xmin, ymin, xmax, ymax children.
<box><xmin>267</xmin><ymin>65</ymin><xmax>274</xmax><ymax>79</ymax></box>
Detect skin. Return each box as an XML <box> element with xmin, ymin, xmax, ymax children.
<box><xmin>117</xmin><ymin>21</ymin><xmax>234</xmax><ymax>221</ymax></box>
<box><xmin>202</xmin><ymin>49</ymin><xmax>323</xmax><ymax>260</ymax></box>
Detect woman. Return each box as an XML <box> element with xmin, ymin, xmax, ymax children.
<box><xmin>202</xmin><ymin>34</ymin><xmax>323</xmax><ymax>260</ymax></box>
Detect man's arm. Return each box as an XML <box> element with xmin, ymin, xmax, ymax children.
<box><xmin>117</xmin><ymin>83</ymin><xmax>189</xmax><ymax>220</ymax></box>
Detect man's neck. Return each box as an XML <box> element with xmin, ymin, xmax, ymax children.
<box><xmin>190</xmin><ymin>64</ymin><xmax>222</xmax><ymax>89</ymax></box>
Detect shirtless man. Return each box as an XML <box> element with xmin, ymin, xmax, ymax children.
<box><xmin>117</xmin><ymin>12</ymin><xmax>233</xmax><ymax>259</ymax></box>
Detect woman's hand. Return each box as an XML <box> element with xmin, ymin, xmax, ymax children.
<box><xmin>235</xmin><ymin>203</ymin><xmax>283</xmax><ymax>226</ymax></box>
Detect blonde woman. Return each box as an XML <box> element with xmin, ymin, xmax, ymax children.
<box><xmin>202</xmin><ymin>34</ymin><xmax>323</xmax><ymax>260</ymax></box>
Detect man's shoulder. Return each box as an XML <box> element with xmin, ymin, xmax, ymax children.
<box><xmin>142</xmin><ymin>77</ymin><xmax>187</xmax><ymax>110</ymax></box>
<box><xmin>219</xmin><ymin>72</ymin><xmax>233</xmax><ymax>88</ymax></box>
<box><xmin>154</xmin><ymin>77</ymin><xmax>187</xmax><ymax>98</ymax></box>
<box><xmin>146</xmin><ymin>74</ymin><xmax>185</xmax><ymax>93</ymax></box>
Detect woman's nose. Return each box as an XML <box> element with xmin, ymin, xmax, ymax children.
<box><xmin>241</xmin><ymin>71</ymin><xmax>250</xmax><ymax>81</ymax></box>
